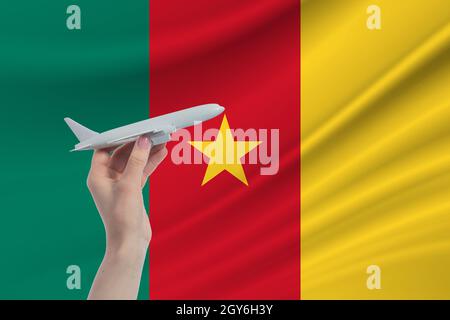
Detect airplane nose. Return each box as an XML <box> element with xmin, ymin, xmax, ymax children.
<box><xmin>202</xmin><ymin>103</ymin><xmax>225</xmax><ymax>117</ymax></box>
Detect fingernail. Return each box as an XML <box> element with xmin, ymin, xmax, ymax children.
<box><xmin>137</xmin><ymin>136</ymin><xmax>151</xmax><ymax>150</ymax></box>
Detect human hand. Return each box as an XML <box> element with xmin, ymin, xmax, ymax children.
<box><xmin>87</xmin><ymin>136</ymin><xmax>167</xmax><ymax>300</ymax></box>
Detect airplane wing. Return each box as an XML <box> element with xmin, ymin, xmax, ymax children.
<box><xmin>106</xmin><ymin>125</ymin><xmax>176</xmax><ymax>145</ymax></box>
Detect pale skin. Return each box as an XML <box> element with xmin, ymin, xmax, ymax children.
<box><xmin>87</xmin><ymin>135</ymin><xmax>168</xmax><ymax>300</ymax></box>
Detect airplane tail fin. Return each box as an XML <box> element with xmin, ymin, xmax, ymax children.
<box><xmin>64</xmin><ymin>117</ymin><xmax>98</xmax><ymax>142</ymax></box>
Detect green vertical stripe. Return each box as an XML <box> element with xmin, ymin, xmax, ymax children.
<box><xmin>0</xmin><ymin>1</ymin><xmax>149</xmax><ymax>299</ymax></box>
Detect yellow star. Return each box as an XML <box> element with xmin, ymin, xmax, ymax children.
<box><xmin>189</xmin><ymin>115</ymin><xmax>261</xmax><ymax>186</ymax></box>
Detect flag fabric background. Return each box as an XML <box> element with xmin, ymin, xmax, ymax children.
<box><xmin>302</xmin><ymin>0</ymin><xmax>450</xmax><ymax>299</ymax></box>
<box><xmin>0</xmin><ymin>0</ymin><xmax>450</xmax><ymax>300</ymax></box>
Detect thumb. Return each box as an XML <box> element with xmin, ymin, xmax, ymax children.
<box><xmin>123</xmin><ymin>136</ymin><xmax>152</xmax><ymax>182</ymax></box>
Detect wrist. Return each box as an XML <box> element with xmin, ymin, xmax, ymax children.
<box><xmin>106</xmin><ymin>237</ymin><xmax>148</xmax><ymax>264</ymax></box>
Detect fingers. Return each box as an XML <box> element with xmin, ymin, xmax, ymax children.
<box><xmin>90</xmin><ymin>149</ymin><xmax>111</xmax><ymax>176</ymax></box>
<box><xmin>111</xmin><ymin>142</ymin><xmax>167</xmax><ymax>176</ymax></box>
<box><xmin>123</xmin><ymin>136</ymin><xmax>152</xmax><ymax>183</ymax></box>
<box><xmin>141</xmin><ymin>147</ymin><xmax>168</xmax><ymax>187</ymax></box>
<box><xmin>92</xmin><ymin>149</ymin><xmax>110</xmax><ymax>165</ymax></box>
<box><xmin>150</xmin><ymin>143</ymin><xmax>166</xmax><ymax>155</ymax></box>
<box><xmin>144</xmin><ymin>147</ymin><xmax>168</xmax><ymax>177</ymax></box>
<box><xmin>109</xmin><ymin>142</ymin><xmax>135</xmax><ymax>173</ymax></box>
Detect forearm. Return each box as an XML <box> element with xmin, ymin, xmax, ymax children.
<box><xmin>85</xmin><ymin>138</ymin><xmax>165</xmax><ymax>300</ymax></box>
<box><xmin>88</xmin><ymin>242</ymin><xmax>147</xmax><ymax>300</ymax></box>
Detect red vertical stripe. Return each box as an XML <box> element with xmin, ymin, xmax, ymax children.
<box><xmin>150</xmin><ymin>0</ymin><xmax>300</xmax><ymax>299</ymax></box>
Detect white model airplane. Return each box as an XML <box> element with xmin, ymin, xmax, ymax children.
<box><xmin>65</xmin><ymin>103</ymin><xmax>224</xmax><ymax>151</ymax></box>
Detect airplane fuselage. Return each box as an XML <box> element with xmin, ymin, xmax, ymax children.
<box><xmin>74</xmin><ymin>104</ymin><xmax>224</xmax><ymax>151</ymax></box>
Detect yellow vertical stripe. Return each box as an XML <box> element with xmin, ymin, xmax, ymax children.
<box><xmin>301</xmin><ymin>0</ymin><xmax>450</xmax><ymax>299</ymax></box>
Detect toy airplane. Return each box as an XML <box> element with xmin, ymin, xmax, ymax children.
<box><xmin>65</xmin><ymin>103</ymin><xmax>225</xmax><ymax>151</ymax></box>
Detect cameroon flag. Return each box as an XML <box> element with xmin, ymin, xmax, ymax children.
<box><xmin>0</xmin><ymin>0</ymin><xmax>449</xmax><ymax>300</ymax></box>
